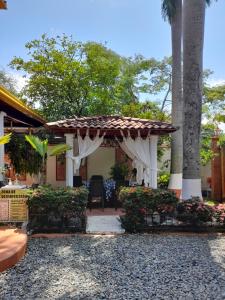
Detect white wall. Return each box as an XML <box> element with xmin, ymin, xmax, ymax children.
<box><xmin>158</xmin><ymin>147</ymin><xmax>211</xmax><ymax>190</ymax></box>
<box><xmin>201</xmin><ymin>162</ymin><xmax>211</xmax><ymax>190</ymax></box>
<box><xmin>87</xmin><ymin>147</ymin><xmax>115</xmax><ymax>180</ymax></box>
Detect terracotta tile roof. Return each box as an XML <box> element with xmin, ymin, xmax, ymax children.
<box><xmin>47</xmin><ymin>116</ymin><xmax>176</xmax><ymax>136</ymax></box>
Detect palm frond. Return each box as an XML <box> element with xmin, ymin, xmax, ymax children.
<box><xmin>0</xmin><ymin>133</ymin><xmax>12</xmax><ymax>145</ymax></box>
<box><xmin>25</xmin><ymin>135</ymin><xmax>47</xmax><ymax>158</ymax></box>
<box><xmin>161</xmin><ymin>0</ymin><xmax>177</xmax><ymax>24</ymax></box>
<box><xmin>48</xmin><ymin>144</ymin><xmax>71</xmax><ymax>157</ymax></box>
<box><xmin>205</xmin><ymin>0</ymin><xmax>217</xmax><ymax>7</ymax></box>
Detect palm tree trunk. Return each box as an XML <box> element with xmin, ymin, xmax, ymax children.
<box><xmin>40</xmin><ymin>158</ymin><xmax>46</xmax><ymax>185</ymax></box>
<box><xmin>168</xmin><ymin>0</ymin><xmax>183</xmax><ymax>197</ymax></box>
<box><xmin>182</xmin><ymin>0</ymin><xmax>206</xmax><ymax>200</ymax></box>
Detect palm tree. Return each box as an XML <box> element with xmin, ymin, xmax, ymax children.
<box><xmin>182</xmin><ymin>0</ymin><xmax>214</xmax><ymax>199</ymax></box>
<box><xmin>0</xmin><ymin>133</ymin><xmax>11</xmax><ymax>183</ymax></box>
<box><xmin>162</xmin><ymin>0</ymin><xmax>183</xmax><ymax>197</ymax></box>
<box><xmin>25</xmin><ymin>135</ymin><xmax>70</xmax><ymax>185</ymax></box>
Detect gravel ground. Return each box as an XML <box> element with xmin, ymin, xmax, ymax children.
<box><xmin>1</xmin><ymin>234</ymin><xmax>225</xmax><ymax>300</ymax></box>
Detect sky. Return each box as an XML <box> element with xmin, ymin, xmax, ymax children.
<box><xmin>0</xmin><ymin>0</ymin><xmax>225</xmax><ymax>90</ymax></box>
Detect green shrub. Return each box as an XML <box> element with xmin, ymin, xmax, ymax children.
<box><xmin>27</xmin><ymin>186</ymin><xmax>88</xmax><ymax>233</ymax></box>
<box><xmin>110</xmin><ymin>163</ymin><xmax>129</xmax><ymax>180</ymax></box>
<box><xmin>176</xmin><ymin>197</ymin><xmax>214</xmax><ymax>226</ymax></box>
<box><xmin>157</xmin><ymin>172</ymin><xmax>170</xmax><ymax>189</ymax></box>
<box><xmin>119</xmin><ymin>187</ymin><xmax>178</xmax><ymax>232</ymax></box>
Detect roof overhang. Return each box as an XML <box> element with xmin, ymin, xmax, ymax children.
<box><xmin>0</xmin><ymin>86</ymin><xmax>45</xmax><ymax>127</ymax></box>
<box><xmin>46</xmin><ymin>116</ymin><xmax>177</xmax><ymax>137</ymax></box>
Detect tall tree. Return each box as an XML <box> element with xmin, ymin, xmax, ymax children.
<box><xmin>182</xmin><ymin>0</ymin><xmax>212</xmax><ymax>199</ymax></box>
<box><xmin>10</xmin><ymin>35</ymin><xmax>123</xmax><ymax>121</ymax></box>
<box><xmin>0</xmin><ymin>69</ymin><xmax>18</xmax><ymax>94</ymax></box>
<box><xmin>10</xmin><ymin>34</ymin><xmax>174</xmax><ymax>121</ymax></box>
<box><xmin>162</xmin><ymin>0</ymin><xmax>183</xmax><ymax>196</ymax></box>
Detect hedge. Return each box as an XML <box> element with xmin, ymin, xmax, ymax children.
<box><xmin>27</xmin><ymin>186</ymin><xmax>88</xmax><ymax>233</ymax></box>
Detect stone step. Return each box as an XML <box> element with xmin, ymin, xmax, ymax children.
<box><xmin>86</xmin><ymin>215</ymin><xmax>125</xmax><ymax>234</ymax></box>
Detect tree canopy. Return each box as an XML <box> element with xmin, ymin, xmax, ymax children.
<box><xmin>0</xmin><ymin>69</ymin><xmax>18</xmax><ymax>94</ymax></box>
<box><xmin>10</xmin><ymin>34</ymin><xmax>173</xmax><ymax>121</ymax></box>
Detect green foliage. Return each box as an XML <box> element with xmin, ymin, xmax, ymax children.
<box><xmin>203</xmin><ymin>84</ymin><xmax>225</xmax><ymax>123</ymax></box>
<box><xmin>161</xmin><ymin>0</ymin><xmax>177</xmax><ymax>24</ymax></box>
<box><xmin>25</xmin><ymin>134</ymin><xmax>70</xmax><ymax>159</ymax></box>
<box><xmin>200</xmin><ymin>123</ymin><xmax>216</xmax><ymax>166</ymax></box>
<box><xmin>25</xmin><ymin>135</ymin><xmax>48</xmax><ymax>158</ymax></box>
<box><xmin>0</xmin><ymin>69</ymin><xmax>18</xmax><ymax>94</ymax></box>
<box><xmin>218</xmin><ymin>133</ymin><xmax>225</xmax><ymax>147</ymax></box>
<box><xmin>0</xmin><ymin>133</ymin><xmax>11</xmax><ymax>145</ymax></box>
<box><xmin>27</xmin><ymin>186</ymin><xmax>89</xmax><ymax>233</ymax></box>
<box><xmin>10</xmin><ymin>35</ymin><xmax>121</xmax><ymax>120</ymax></box>
<box><xmin>5</xmin><ymin>133</ymin><xmax>42</xmax><ymax>175</ymax></box>
<box><xmin>158</xmin><ymin>171</ymin><xmax>170</xmax><ymax>189</ymax></box>
<box><xmin>176</xmin><ymin>198</ymin><xmax>214</xmax><ymax>225</ymax></box>
<box><xmin>48</xmin><ymin>144</ymin><xmax>72</xmax><ymax>156</ymax></box>
<box><xmin>119</xmin><ymin>187</ymin><xmax>178</xmax><ymax>232</ymax></box>
<box><xmin>122</xmin><ymin>101</ymin><xmax>169</xmax><ymax>121</ymax></box>
<box><xmin>10</xmin><ymin>34</ymin><xmax>175</xmax><ymax>121</ymax></box>
<box><xmin>25</xmin><ymin>134</ymin><xmax>70</xmax><ymax>184</ymax></box>
<box><xmin>110</xmin><ymin>163</ymin><xmax>129</xmax><ymax>180</ymax></box>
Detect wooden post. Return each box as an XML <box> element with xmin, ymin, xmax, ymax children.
<box><xmin>211</xmin><ymin>136</ymin><xmax>222</xmax><ymax>201</ymax></box>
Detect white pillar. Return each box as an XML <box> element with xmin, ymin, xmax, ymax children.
<box><xmin>149</xmin><ymin>135</ymin><xmax>158</xmax><ymax>189</ymax></box>
<box><xmin>74</xmin><ymin>137</ymin><xmax>79</xmax><ymax>176</ymax></box>
<box><xmin>65</xmin><ymin>133</ymin><xmax>74</xmax><ymax>187</ymax></box>
<box><xmin>181</xmin><ymin>179</ymin><xmax>203</xmax><ymax>200</ymax></box>
<box><xmin>0</xmin><ymin>112</ymin><xmax>6</xmax><ymax>182</ymax></box>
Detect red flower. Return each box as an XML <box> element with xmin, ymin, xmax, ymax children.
<box><xmin>139</xmin><ymin>208</ymin><xmax>146</xmax><ymax>215</ymax></box>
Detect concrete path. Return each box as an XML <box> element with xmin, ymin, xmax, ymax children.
<box><xmin>86</xmin><ymin>215</ymin><xmax>125</xmax><ymax>234</ymax></box>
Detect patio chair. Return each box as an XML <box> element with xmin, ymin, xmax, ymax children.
<box><xmin>88</xmin><ymin>176</ymin><xmax>105</xmax><ymax>210</ymax></box>
<box><xmin>73</xmin><ymin>175</ymin><xmax>83</xmax><ymax>187</ymax></box>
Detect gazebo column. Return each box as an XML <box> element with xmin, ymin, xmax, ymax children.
<box><xmin>65</xmin><ymin>133</ymin><xmax>74</xmax><ymax>187</ymax></box>
<box><xmin>74</xmin><ymin>137</ymin><xmax>79</xmax><ymax>176</ymax></box>
<box><xmin>0</xmin><ymin>112</ymin><xmax>6</xmax><ymax>182</ymax></box>
<box><xmin>149</xmin><ymin>135</ymin><xmax>158</xmax><ymax>189</ymax></box>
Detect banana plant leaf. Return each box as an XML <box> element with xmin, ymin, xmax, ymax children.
<box><xmin>25</xmin><ymin>135</ymin><xmax>48</xmax><ymax>158</ymax></box>
<box><xmin>48</xmin><ymin>144</ymin><xmax>71</xmax><ymax>156</ymax></box>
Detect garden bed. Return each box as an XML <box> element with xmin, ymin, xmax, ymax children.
<box><xmin>119</xmin><ymin>187</ymin><xmax>225</xmax><ymax>233</ymax></box>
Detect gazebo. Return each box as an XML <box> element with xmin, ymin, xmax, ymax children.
<box><xmin>47</xmin><ymin>116</ymin><xmax>176</xmax><ymax>189</ymax></box>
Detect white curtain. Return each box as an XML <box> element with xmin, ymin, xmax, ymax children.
<box><xmin>117</xmin><ymin>138</ymin><xmax>144</xmax><ymax>185</ymax></box>
<box><xmin>70</xmin><ymin>129</ymin><xmax>105</xmax><ymax>172</ymax></box>
<box><xmin>120</xmin><ymin>130</ymin><xmax>152</xmax><ymax>187</ymax></box>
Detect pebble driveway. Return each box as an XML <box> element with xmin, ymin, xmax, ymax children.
<box><xmin>1</xmin><ymin>234</ymin><xmax>225</xmax><ymax>299</ymax></box>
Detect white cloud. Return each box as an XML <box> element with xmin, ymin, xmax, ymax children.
<box><xmin>207</xmin><ymin>78</ymin><xmax>225</xmax><ymax>87</ymax></box>
<box><xmin>9</xmin><ymin>72</ymin><xmax>28</xmax><ymax>92</ymax></box>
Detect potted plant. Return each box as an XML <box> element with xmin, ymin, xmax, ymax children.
<box><xmin>110</xmin><ymin>163</ymin><xmax>130</xmax><ymax>190</ymax></box>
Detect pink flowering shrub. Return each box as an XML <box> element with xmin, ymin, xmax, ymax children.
<box><xmin>119</xmin><ymin>187</ymin><xmax>178</xmax><ymax>232</ymax></box>
<box><xmin>213</xmin><ymin>204</ymin><xmax>225</xmax><ymax>225</ymax></box>
<box><xmin>177</xmin><ymin>197</ymin><xmax>214</xmax><ymax>225</ymax></box>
